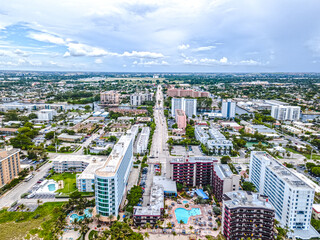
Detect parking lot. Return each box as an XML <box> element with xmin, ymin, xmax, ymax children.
<box><xmin>170</xmin><ymin>145</ymin><xmax>204</xmax><ymax>157</ymax></box>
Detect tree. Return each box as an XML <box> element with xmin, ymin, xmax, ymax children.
<box><xmin>45</xmin><ymin>131</ymin><xmax>55</xmax><ymax>140</ymax></box>
<box><xmin>28</xmin><ymin>113</ymin><xmax>38</xmax><ymax>120</ymax></box>
<box><xmin>84</xmin><ymin>105</ymin><xmax>91</xmax><ymax>111</ymax></box>
<box><xmin>241</xmin><ymin>182</ymin><xmax>256</xmax><ymax>192</ymax></box>
<box><xmin>185</xmin><ymin>124</ymin><xmax>195</xmax><ymax>138</ymax></box>
<box><xmin>102</xmin><ymin>221</ymin><xmax>143</xmax><ymax>240</ymax></box>
<box><xmin>144</xmin><ymin>232</ymin><xmax>150</xmax><ymax>239</ymax></box>
<box><xmin>221</xmin><ymin>156</ymin><xmax>231</xmax><ymax>164</ymax></box>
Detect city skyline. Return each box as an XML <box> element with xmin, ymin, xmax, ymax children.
<box><xmin>1</xmin><ymin>0</ymin><xmax>320</xmax><ymax>72</ymax></box>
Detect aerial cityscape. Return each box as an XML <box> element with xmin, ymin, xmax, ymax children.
<box><xmin>1</xmin><ymin>1</ymin><xmax>320</xmax><ymax>240</ymax></box>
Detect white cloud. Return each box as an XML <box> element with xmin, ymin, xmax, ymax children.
<box><xmin>63</xmin><ymin>43</ymin><xmax>116</xmax><ymax>57</ymax></box>
<box><xmin>184</xmin><ymin>56</ymin><xmax>264</xmax><ymax>66</ymax></box>
<box><xmin>28</xmin><ymin>32</ymin><xmax>66</xmax><ymax>45</ymax></box>
<box><xmin>14</xmin><ymin>49</ymin><xmax>29</xmax><ymax>57</ymax></box>
<box><xmin>121</xmin><ymin>51</ymin><xmax>164</xmax><ymax>59</ymax></box>
<box><xmin>178</xmin><ymin>44</ymin><xmax>190</xmax><ymax>50</ymax></box>
<box><xmin>95</xmin><ymin>58</ymin><xmax>103</xmax><ymax>64</ymax></box>
<box><xmin>133</xmin><ymin>60</ymin><xmax>169</xmax><ymax>66</ymax></box>
<box><xmin>192</xmin><ymin>45</ymin><xmax>216</xmax><ymax>52</ymax></box>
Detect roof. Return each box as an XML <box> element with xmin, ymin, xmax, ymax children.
<box><xmin>313</xmin><ymin>204</ymin><xmax>320</xmax><ymax>213</ymax></box>
<box><xmin>195</xmin><ymin>189</ymin><xmax>209</xmax><ymax>199</ymax></box>
<box><xmin>153</xmin><ymin>176</ymin><xmax>177</xmax><ymax>193</ymax></box>
<box><xmin>223</xmin><ymin>191</ymin><xmax>274</xmax><ymax>210</ymax></box>
<box><xmin>214</xmin><ymin>164</ymin><xmax>233</xmax><ymax>180</ymax></box>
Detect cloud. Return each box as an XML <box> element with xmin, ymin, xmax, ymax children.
<box><xmin>28</xmin><ymin>32</ymin><xmax>66</xmax><ymax>45</ymax></box>
<box><xmin>64</xmin><ymin>43</ymin><xmax>115</xmax><ymax>57</ymax></box>
<box><xmin>14</xmin><ymin>49</ymin><xmax>28</xmax><ymax>57</ymax></box>
<box><xmin>95</xmin><ymin>58</ymin><xmax>103</xmax><ymax>64</ymax></box>
<box><xmin>192</xmin><ymin>45</ymin><xmax>216</xmax><ymax>52</ymax></box>
<box><xmin>133</xmin><ymin>60</ymin><xmax>169</xmax><ymax>66</ymax></box>
<box><xmin>121</xmin><ymin>51</ymin><xmax>164</xmax><ymax>59</ymax></box>
<box><xmin>178</xmin><ymin>44</ymin><xmax>190</xmax><ymax>50</ymax></box>
<box><xmin>183</xmin><ymin>56</ymin><xmax>263</xmax><ymax>66</ymax></box>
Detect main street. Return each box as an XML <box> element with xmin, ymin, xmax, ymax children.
<box><xmin>0</xmin><ymin>161</ymin><xmax>52</xmax><ymax>209</ymax></box>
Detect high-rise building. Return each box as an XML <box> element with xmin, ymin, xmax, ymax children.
<box><xmin>167</xmin><ymin>156</ymin><xmax>218</xmax><ymax>186</ymax></box>
<box><xmin>212</xmin><ymin>164</ymin><xmax>240</xmax><ymax>202</ymax></box>
<box><xmin>0</xmin><ymin>147</ymin><xmax>20</xmax><ymax>188</ymax></box>
<box><xmin>221</xmin><ymin>99</ymin><xmax>236</xmax><ymax>119</ymax></box>
<box><xmin>37</xmin><ymin>109</ymin><xmax>57</xmax><ymax>121</ymax></box>
<box><xmin>271</xmin><ymin>105</ymin><xmax>301</xmax><ymax>121</ymax></box>
<box><xmin>94</xmin><ymin>134</ymin><xmax>133</xmax><ymax>221</ymax></box>
<box><xmin>130</xmin><ymin>93</ymin><xmax>153</xmax><ymax>106</ymax></box>
<box><xmin>222</xmin><ymin>191</ymin><xmax>275</xmax><ymax>240</ymax></box>
<box><xmin>167</xmin><ymin>88</ymin><xmax>210</xmax><ymax>98</ymax></box>
<box><xmin>249</xmin><ymin>151</ymin><xmax>320</xmax><ymax>239</ymax></box>
<box><xmin>171</xmin><ymin>98</ymin><xmax>197</xmax><ymax>118</ymax></box>
<box><xmin>100</xmin><ymin>91</ymin><xmax>120</xmax><ymax>104</ymax></box>
<box><xmin>136</xmin><ymin>127</ymin><xmax>150</xmax><ymax>154</ymax></box>
<box><xmin>175</xmin><ymin>109</ymin><xmax>187</xmax><ymax>129</ymax></box>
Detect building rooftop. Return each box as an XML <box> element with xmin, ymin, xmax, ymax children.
<box><xmin>153</xmin><ymin>176</ymin><xmax>177</xmax><ymax>194</ymax></box>
<box><xmin>77</xmin><ymin>160</ymin><xmax>105</xmax><ymax>180</ymax></box>
<box><xmin>223</xmin><ymin>191</ymin><xmax>274</xmax><ymax>210</ymax></box>
<box><xmin>53</xmin><ymin>154</ymin><xmax>105</xmax><ymax>163</ymax></box>
<box><xmin>0</xmin><ymin>147</ymin><xmax>19</xmax><ymax>160</ymax></box>
<box><xmin>175</xmin><ymin>109</ymin><xmax>186</xmax><ymax>116</ymax></box>
<box><xmin>170</xmin><ymin>156</ymin><xmax>218</xmax><ymax>164</ymax></box>
<box><xmin>215</xmin><ymin>164</ymin><xmax>233</xmax><ymax>180</ymax></box>
<box><xmin>253</xmin><ymin>152</ymin><xmax>312</xmax><ymax>189</ymax></box>
<box><xmin>95</xmin><ymin>134</ymin><xmax>133</xmax><ymax>177</ymax></box>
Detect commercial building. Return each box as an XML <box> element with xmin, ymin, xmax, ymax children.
<box><xmin>221</xmin><ymin>99</ymin><xmax>236</xmax><ymax>119</ymax></box>
<box><xmin>195</xmin><ymin>126</ymin><xmax>233</xmax><ymax>155</ymax></box>
<box><xmin>167</xmin><ymin>88</ymin><xmax>209</xmax><ymax>98</ymax></box>
<box><xmin>133</xmin><ymin>178</ymin><xmax>164</xmax><ymax>226</ymax></box>
<box><xmin>57</xmin><ymin>133</ymin><xmax>82</xmax><ymax>142</ymax></box>
<box><xmin>175</xmin><ymin>109</ymin><xmax>187</xmax><ymax>130</ymax></box>
<box><xmin>171</xmin><ymin>98</ymin><xmax>197</xmax><ymax>118</ymax></box>
<box><xmin>167</xmin><ymin>156</ymin><xmax>218</xmax><ymax>187</ymax></box>
<box><xmin>136</xmin><ymin>127</ymin><xmax>150</xmax><ymax>154</ymax></box>
<box><xmin>37</xmin><ymin>109</ymin><xmax>57</xmax><ymax>121</ymax></box>
<box><xmin>53</xmin><ymin>155</ymin><xmax>105</xmax><ymax>173</ymax></box>
<box><xmin>130</xmin><ymin>92</ymin><xmax>153</xmax><ymax>106</ymax></box>
<box><xmin>108</xmin><ymin>108</ymin><xmax>147</xmax><ymax>115</ymax></box>
<box><xmin>271</xmin><ymin>105</ymin><xmax>301</xmax><ymax>121</ymax></box>
<box><xmin>94</xmin><ymin>134</ymin><xmax>134</xmax><ymax>221</ymax></box>
<box><xmin>222</xmin><ymin>191</ymin><xmax>275</xmax><ymax>240</ymax></box>
<box><xmin>244</xmin><ymin>124</ymin><xmax>278</xmax><ymax>138</ymax></box>
<box><xmin>100</xmin><ymin>91</ymin><xmax>120</xmax><ymax>104</ymax></box>
<box><xmin>249</xmin><ymin>151</ymin><xmax>320</xmax><ymax>239</ymax></box>
<box><xmin>212</xmin><ymin>164</ymin><xmax>240</xmax><ymax>202</ymax></box>
<box><xmin>0</xmin><ymin>147</ymin><xmax>20</xmax><ymax>188</ymax></box>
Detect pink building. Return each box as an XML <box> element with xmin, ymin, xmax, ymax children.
<box><xmin>167</xmin><ymin>88</ymin><xmax>209</xmax><ymax>98</ymax></box>
<box><xmin>175</xmin><ymin>109</ymin><xmax>187</xmax><ymax>129</ymax></box>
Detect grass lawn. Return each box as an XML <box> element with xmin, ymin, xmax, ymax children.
<box><xmin>285</xmin><ymin>147</ymin><xmax>320</xmax><ymax>161</ymax></box>
<box><xmin>50</xmin><ymin>172</ymin><xmax>78</xmax><ymax>195</ymax></box>
<box><xmin>0</xmin><ymin>202</ymin><xmax>66</xmax><ymax>240</ymax></box>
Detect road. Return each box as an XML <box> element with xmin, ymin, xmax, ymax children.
<box><xmin>0</xmin><ymin>161</ymin><xmax>52</xmax><ymax>209</ymax></box>
<box><xmin>143</xmin><ymin>85</ymin><xmax>169</xmax><ymax>206</ymax></box>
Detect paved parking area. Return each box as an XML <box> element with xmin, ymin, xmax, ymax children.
<box><xmin>171</xmin><ymin>146</ymin><xmax>187</xmax><ymax>156</ymax></box>
<box><xmin>191</xmin><ymin>146</ymin><xmax>204</xmax><ymax>156</ymax></box>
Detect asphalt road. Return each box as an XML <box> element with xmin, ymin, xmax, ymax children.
<box><xmin>0</xmin><ymin>161</ymin><xmax>52</xmax><ymax>209</ymax></box>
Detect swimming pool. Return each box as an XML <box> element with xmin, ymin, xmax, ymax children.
<box><xmin>70</xmin><ymin>208</ymin><xmax>92</xmax><ymax>222</ymax></box>
<box><xmin>183</xmin><ymin>200</ymin><xmax>188</xmax><ymax>204</ymax></box>
<box><xmin>175</xmin><ymin>208</ymin><xmax>201</xmax><ymax>224</ymax></box>
<box><xmin>48</xmin><ymin>184</ymin><xmax>56</xmax><ymax>192</ymax></box>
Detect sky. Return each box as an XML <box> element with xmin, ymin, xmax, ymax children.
<box><xmin>0</xmin><ymin>0</ymin><xmax>320</xmax><ymax>72</ymax></box>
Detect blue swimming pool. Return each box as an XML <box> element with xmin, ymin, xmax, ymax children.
<box><xmin>48</xmin><ymin>184</ymin><xmax>56</xmax><ymax>192</ymax></box>
<box><xmin>183</xmin><ymin>200</ymin><xmax>188</xmax><ymax>204</ymax></box>
<box><xmin>70</xmin><ymin>208</ymin><xmax>92</xmax><ymax>222</ymax></box>
<box><xmin>175</xmin><ymin>208</ymin><xmax>201</xmax><ymax>224</ymax></box>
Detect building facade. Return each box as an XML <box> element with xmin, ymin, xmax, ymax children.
<box><xmin>171</xmin><ymin>98</ymin><xmax>197</xmax><ymax>118</ymax></box>
<box><xmin>0</xmin><ymin>147</ymin><xmax>20</xmax><ymax>188</ymax></box>
<box><xmin>175</xmin><ymin>109</ymin><xmax>187</xmax><ymax>129</ymax></box>
<box><xmin>167</xmin><ymin>157</ymin><xmax>218</xmax><ymax>187</ymax></box>
<box><xmin>167</xmin><ymin>88</ymin><xmax>209</xmax><ymax>98</ymax></box>
<box><xmin>271</xmin><ymin>105</ymin><xmax>301</xmax><ymax>121</ymax></box>
<box><xmin>94</xmin><ymin>134</ymin><xmax>133</xmax><ymax>221</ymax></box>
<box><xmin>37</xmin><ymin>109</ymin><xmax>57</xmax><ymax>121</ymax></box>
<box><xmin>100</xmin><ymin>91</ymin><xmax>120</xmax><ymax>104</ymax></box>
<box><xmin>212</xmin><ymin>164</ymin><xmax>240</xmax><ymax>202</ymax></box>
<box><xmin>221</xmin><ymin>99</ymin><xmax>236</xmax><ymax>119</ymax></box>
<box><xmin>195</xmin><ymin>126</ymin><xmax>233</xmax><ymax>155</ymax></box>
<box><xmin>136</xmin><ymin>127</ymin><xmax>150</xmax><ymax>154</ymax></box>
<box><xmin>249</xmin><ymin>151</ymin><xmax>320</xmax><ymax>239</ymax></box>
<box><xmin>222</xmin><ymin>191</ymin><xmax>275</xmax><ymax>240</ymax></box>
<box><xmin>130</xmin><ymin>93</ymin><xmax>153</xmax><ymax>106</ymax></box>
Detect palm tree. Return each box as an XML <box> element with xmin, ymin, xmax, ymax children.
<box><xmin>144</xmin><ymin>232</ymin><xmax>150</xmax><ymax>239</ymax></box>
<box><xmin>145</xmin><ymin>222</ymin><xmax>151</xmax><ymax>231</ymax></box>
<box><xmin>167</xmin><ymin>222</ymin><xmax>172</xmax><ymax>229</ymax></box>
<box><xmin>95</xmin><ymin>214</ymin><xmax>101</xmax><ymax>224</ymax></box>
<box><xmin>37</xmin><ymin>199</ymin><xmax>41</xmax><ymax>206</ymax></box>
<box><xmin>108</xmin><ymin>214</ymin><xmax>114</xmax><ymax>225</ymax></box>
<box><xmin>179</xmin><ymin>220</ymin><xmax>184</xmax><ymax>228</ymax></box>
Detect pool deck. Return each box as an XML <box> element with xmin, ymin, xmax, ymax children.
<box><xmin>165</xmin><ymin>198</ymin><xmax>219</xmax><ymax>237</ymax></box>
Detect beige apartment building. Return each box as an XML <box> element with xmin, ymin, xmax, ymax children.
<box><xmin>0</xmin><ymin>147</ymin><xmax>21</xmax><ymax>187</ymax></box>
<box><xmin>100</xmin><ymin>91</ymin><xmax>120</xmax><ymax>104</ymax></box>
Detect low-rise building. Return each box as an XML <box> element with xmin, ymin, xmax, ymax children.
<box><xmin>222</xmin><ymin>191</ymin><xmax>275</xmax><ymax>240</ymax></box>
<box><xmin>57</xmin><ymin>133</ymin><xmax>82</xmax><ymax>142</ymax></box>
<box><xmin>53</xmin><ymin>155</ymin><xmax>105</xmax><ymax>173</ymax></box>
<box><xmin>212</xmin><ymin>164</ymin><xmax>240</xmax><ymax>202</ymax></box>
<box><xmin>76</xmin><ymin>160</ymin><xmax>105</xmax><ymax>192</ymax></box>
<box><xmin>245</xmin><ymin>124</ymin><xmax>278</xmax><ymax>137</ymax></box>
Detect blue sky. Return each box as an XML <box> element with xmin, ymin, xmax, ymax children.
<box><xmin>0</xmin><ymin>0</ymin><xmax>320</xmax><ymax>72</ymax></box>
